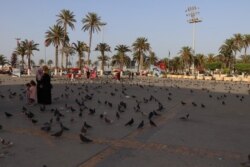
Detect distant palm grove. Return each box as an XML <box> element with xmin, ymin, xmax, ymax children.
<box><xmin>1</xmin><ymin>9</ymin><xmax>250</xmax><ymax>75</ymax></box>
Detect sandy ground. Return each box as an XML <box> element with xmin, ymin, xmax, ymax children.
<box><xmin>0</xmin><ymin>75</ymin><xmax>250</xmax><ymax>167</ymax></box>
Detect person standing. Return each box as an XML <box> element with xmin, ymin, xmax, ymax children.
<box><xmin>40</xmin><ymin>66</ymin><xmax>52</xmax><ymax>105</ymax></box>
<box><xmin>29</xmin><ymin>80</ymin><xmax>37</xmax><ymax>105</ymax></box>
<box><xmin>36</xmin><ymin>68</ymin><xmax>43</xmax><ymax>104</ymax></box>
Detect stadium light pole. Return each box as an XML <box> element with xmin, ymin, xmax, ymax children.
<box><xmin>101</xmin><ymin>23</ymin><xmax>107</xmax><ymax>43</ymax></box>
<box><xmin>186</xmin><ymin>6</ymin><xmax>202</xmax><ymax>75</ymax></box>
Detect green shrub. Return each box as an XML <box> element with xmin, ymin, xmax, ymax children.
<box><xmin>235</xmin><ymin>63</ymin><xmax>250</xmax><ymax>73</ymax></box>
<box><xmin>205</xmin><ymin>62</ymin><xmax>222</xmax><ymax>71</ymax></box>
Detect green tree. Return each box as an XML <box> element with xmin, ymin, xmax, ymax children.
<box><xmin>57</xmin><ymin>9</ymin><xmax>76</xmax><ymax>68</ymax></box>
<box><xmin>45</xmin><ymin>25</ymin><xmax>64</xmax><ymax>73</ymax></box>
<box><xmin>113</xmin><ymin>45</ymin><xmax>131</xmax><ymax>70</ymax></box>
<box><xmin>194</xmin><ymin>54</ymin><xmax>206</xmax><ymax>72</ymax></box>
<box><xmin>178</xmin><ymin>46</ymin><xmax>193</xmax><ymax>72</ymax></box>
<box><xmin>145</xmin><ymin>51</ymin><xmax>158</xmax><ymax>69</ymax></box>
<box><xmin>39</xmin><ymin>59</ymin><xmax>45</xmax><ymax>66</ymax></box>
<box><xmin>11</xmin><ymin>53</ymin><xmax>18</xmax><ymax>68</ymax></box>
<box><xmin>207</xmin><ymin>53</ymin><xmax>216</xmax><ymax>63</ymax></box>
<box><xmin>14</xmin><ymin>41</ymin><xmax>26</xmax><ymax>67</ymax></box>
<box><xmin>60</xmin><ymin>44</ymin><xmax>75</xmax><ymax>69</ymax></box>
<box><xmin>82</xmin><ymin>12</ymin><xmax>105</xmax><ymax>65</ymax></box>
<box><xmin>72</xmin><ymin>41</ymin><xmax>88</xmax><ymax>70</ymax></box>
<box><xmin>219</xmin><ymin>39</ymin><xmax>236</xmax><ymax>69</ymax></box>
<box><xmin>47</xmin><ymin>59</ymin><xmax>53</xmax><ymax>68</ymax></box>
<box><xmin>242</xmin><ymin>34</ymin><xmax>250</xmax><ymax>61</ymax></box>
<box><xmin>132</xmin><ymin>37</ymin><xmax>151</xmax><ymax>72</ymax></box>
<box><xmin>0</xmin><ymin>55</ymin><xmax>9</xmax><ymax>66</ymax></box>
<box><xmin>22</xmin><ymin>39</ymin><xmax>39</xmax><ymax>73</ymax></box>
<box><xmin>95</xmin><ymin>43</ymin><xmax>111</xmax><ymax>72</ymax></box>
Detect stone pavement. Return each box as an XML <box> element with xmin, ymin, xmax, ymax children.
<box><xmin>0</xmin><ymin>76</ymin><xmax>250</xmax><ymax>167</ymax></box>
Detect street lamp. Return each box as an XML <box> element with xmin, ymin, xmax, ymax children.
<box><xmin>186</xmin><ymin>6</ymin><xmax>202</xmax><ymax>75</ymax></box>
<box><xmin>101</xmin><ymin>22</ymin><xmax>107</xmax><ymax>43</ymax></box>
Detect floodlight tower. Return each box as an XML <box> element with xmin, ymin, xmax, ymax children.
<box><xmin>186</xmin><ymin>6</ymin><xmax>202</xmax><ymax>74</ymax></box>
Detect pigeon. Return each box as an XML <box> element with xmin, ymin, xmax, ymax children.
<box><xmin>116</xmin><ymin>112</ymin><xmax>120</xmax><ymax>119</ymax></box>
<box><xmin>201</xmin><ymin>104</ymin><xmax>205</xmax><ymax>108</ymax></box>
<box><xmin>4</xmin><ymin>112</ymin><xmax>13</xmax><ymax>118</ymax></box>
<box><xmin>88</xmin><ymin>108</ymin><xmax>96</xmax><ymax>115</ymax></box>
<box><xmin>179</xmin><ymin>114</ymin><xmax>190</xmax><ymax>121</ymax></box>
<box><xmin>79</xmin><ymin>134</ymin><xmax>93</xmax><ymax>143</ymax></box>
<box><xmin>60</xmin><ymin>122</ymin><xmax>70</xmax><ymax>131</ymax></box>
<box><xmin>51</xmin><ymin>129</ymin><xmax>63</xmax><ymax>137</ymax></box>
<box><xmin>105</xmin><ymin>117</ymin><xmax>113</xmax><ymax>124</ymax></box>
<box><xmin>148</xmin><ymin>112</ymin><xmax>154</xmax><ymax>120</ymax></box>
<box><xmin>137</xmin><ymin>120</ymin><xmax>144</xmax><ymax>129</ymax></box>
<box><xmin>84</xmin><ymin>121</ymin><xmax>92</xmax><ymax>128</ymax></box>
<box><xmin>31</xmin><ymin>119</ymin><xmax>38</xmax><ymax>124</ymax></box>
<box><xmin>181</xmin><ymin>101</ymin><xmax>186</xmax><ymax>105</ymax></box>
<box><xmin>81</xmin><ymin>126</ymin><xmax>87</xmax><ymax>133</ymax></box>
<box><xmin>125</xmin><ymin>118</ymin><xmax>134</xmax><ymax>126</ymax></box>
<box><xmin>41</xmin><ymin>125</ymin><xmax>51</xmax><ymax>132</ymax></box>
<box><xmin>192</xmin><ymin>102</ymin><xmax>197</xmax><ymax>107</ymax></box>
<box><xmin>149</xmin><ymin>119</ymin><xmax>157</xmax><ymax>127</ymax></box>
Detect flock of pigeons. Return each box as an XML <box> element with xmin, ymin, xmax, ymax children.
<box><xmin>0</xmin><ymin>77</ymin><xmax>250</xmax><ymax>166</ymax></box>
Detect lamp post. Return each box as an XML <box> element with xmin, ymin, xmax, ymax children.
<box><xmin>186</xmin><ymin>6</ymin><xmax>202</xmax><ymax>75</ymax></box>
<box><xmin>101</xmin><ymin>23</ymin><xmax>107</xmax><ymax>43</ymax></box>
<box><xmin>15</xmin><ymin>38</ymin><xmax>22</xmax><ymax>69</ymax></box>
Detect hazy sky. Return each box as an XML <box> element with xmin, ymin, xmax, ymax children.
<box><xmin>0</xmin><ymin>0</ymin><xmax>250</xmax><ymax>65</ymax></box>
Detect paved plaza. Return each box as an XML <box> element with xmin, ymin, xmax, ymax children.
<box><xmin>0</xmin><ymin>76</ymin><xmax>250</xmax><ymax>167</ymax></box>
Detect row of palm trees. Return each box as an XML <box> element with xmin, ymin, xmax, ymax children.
<box><xmin>11</xmin><ymin>9</ymin><xmax>250</xmax><ymax>75</ymax></box>
<box><xmin>14</xmin><ymin>39</ymin><xmax>39</xmax><ymax>74</ymax></box>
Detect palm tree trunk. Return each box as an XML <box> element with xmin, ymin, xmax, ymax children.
<box><xmin>28</xmin><ymin>55</ymin><xmax>31</xmax><ymax>75</ymax></box>
<box><xmin>61</xmin><ymin>24</ymin><xmax>67</xmax><ymax>69</ymax></box>
<box><xmin>137</xmin><ymin>61</ymin><xmax>140</xmax><ymax>73</ymax></box>
<box><xmin>101</xmin><ymin>59</ymin><xmax>104</xmax><ymax>72</ymax></box>
<box><xmin>21</xmin><ymin>55</ymin><xmax>24</xmax><ymax>68</ymax></box>
<box><xmin>78</xmin><ymin>54</ymin><xmax>81</xmax><ymax>70</ymax></box>
<box><xmin>66</xmin><ymin>54</ymin><xmax>68</xmax><ymax>69</ymax></box>
<box><xmin>139</xmin><ymin>51</ymin><xmax>143</xmax><ymax>74</ymax></box>
<box><xmin>87</xmin><ymin>28</ymin><xmax>93</xmax><ymax>66</ymax></box>
<box><xmin>55</xmin><ymin>45</ymin><xmax>58</xmax><ymax>75</ymax></box>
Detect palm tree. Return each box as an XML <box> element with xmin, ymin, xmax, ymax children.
<box><xmin>57</xmin><ymin>9</ymin><xmax>76</xmax><ymax>68</ymax></box>
<box><xmin>114</xmin><ymin>45</ymin><xmax>131</xmax><ymax>70</ymax></box>
<box><xmin>242</xmin><ymin>34</ymin><xmax>250</xmax><ymax>60</ymax></box>
<box><xmin>39</xmin><ymin>59</ymin><xmax>45</xmax><ymax>66</ymax></box>
<box><xmin>14</xmin><ymin>41</ymin><xmax>26</xmax><ymax>68</ymax></box>
<box><xmin>133</xmin><ymin>51</ymin><xmax>141</xmax><ymax>72</ymax></box>
<box><xmin>47</xmin><ymin>59</ymin><xmax>53</xmax><ymax>68</ymax></box>
<box><xmin>194</xmin><ymin>54</ymin><xmax>206</xmax><ymax>72</ymax></box>
<box><xmin>45</xmin><ymin>24</ymin><xmax>64</xmax><ymax>74</ymax></box>
<box><xmin>11</xmin><ymin>53</ymin><xmax>18</xmax><ymax>68</ymax></box>
<box><xmin>22</xmin><ymin>39</ymin><xmax>39</xmax><ymax>75</ymax></box>
<box><xmin>207</xmin><ymin>53</ymin><xmax>216</xmax><ymax>63</ymax></box>
<box><xmin>178</xmin><ymin>46</ymin><xmax>193</xmax><ymax>72</ymax></box>
<box><xmin>82</xmin><ymin>12</ymin><xmax>105</xmax><ymax>65</ymax></box>
<box><xmin>95</xmin><ymin>43</ymin><xmax>111</xmax><ymax>73</ymax></box>
<box><xmin>132</xmin><ymin>37</ymin><xmax>151</xmax><ymax>73</ymax></box>
<box><xmin>219</xmin><ymin>39</ymin><xmax>237</xmax><ymax>69</ymax></box>
<box><xmin>145</xmin><ymin>51</ymin><xmax>158</xmax><ymax>69</ymax></box>
<box><xmin>171</xmin><ymin>57</ymin><xmax>182</xmax><ymax>72</ymax></box>
<box><xmin>60</xmin><ymin>44</ymin><xmax>75</xmax><ymax>69</ymax></box>
<box><xmin>232</xmin><ymin>33</ymin><xmax>243</xmax><ymax>55</ymax></box>
<box><xmin>72</xmin><ymin>41</ymin><xmax>88</xmax><ymax>70</ymax></box>
<box><xmin>0</xmin><ymin>55</ymin><xmax>9</xmax><ymax>67</ymax></box>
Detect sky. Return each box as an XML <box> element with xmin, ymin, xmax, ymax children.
<box><xmin>0</xmin><ymin>0</ymin><xmax>250</xmax><ymax>65</ymax></box>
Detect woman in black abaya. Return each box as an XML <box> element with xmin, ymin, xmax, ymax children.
<box><xmin>40</xmin><ymin>66</ymin><xmax>52</xmax><ymax>105</ymax></box>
